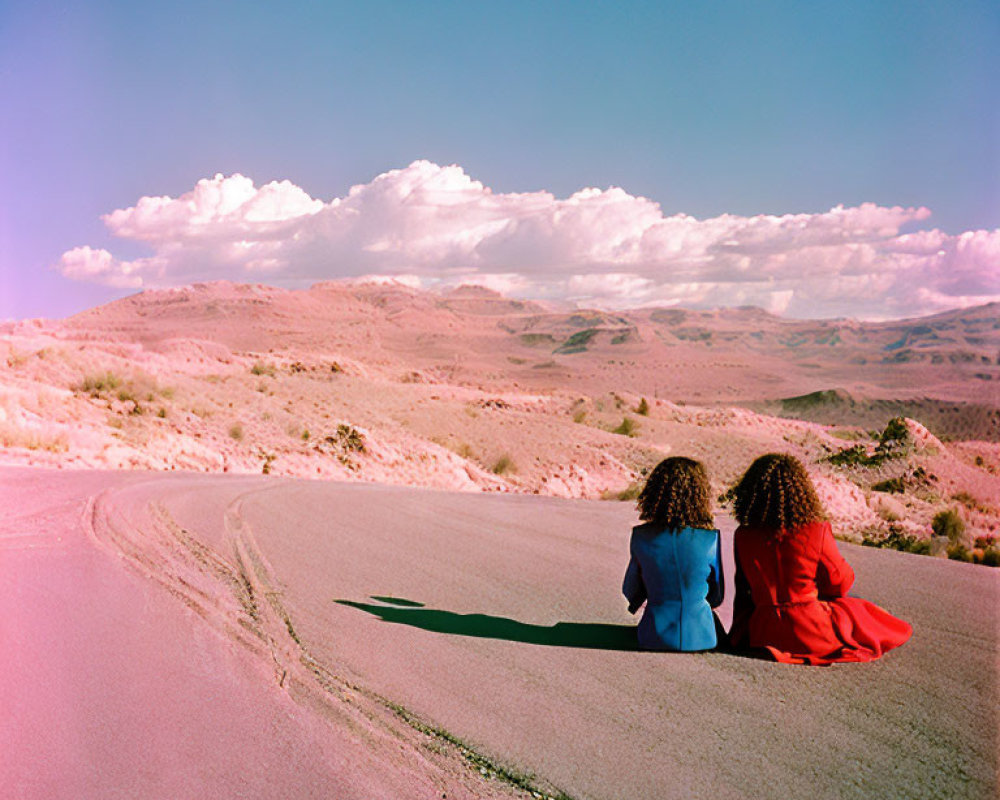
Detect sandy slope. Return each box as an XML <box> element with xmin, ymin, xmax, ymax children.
<box><xmin>0</xmin><ymin>469</ymin><xmax>532</xmax><ymax>800</ymax></box>
<box><xmin>2</xmin><ymin>281</ymin><xmax>998</xmax><ymax>544</ymax></box>
<box><xmin>4</xmin><ymin>467</ymin><xmax>995</xmax><ymax>799</ymax></box>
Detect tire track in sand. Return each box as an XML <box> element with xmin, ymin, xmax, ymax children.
<box><xmin>87</xmin><ymin>477</ymin><xmax>574</xmax><ymax>800</ymax></box>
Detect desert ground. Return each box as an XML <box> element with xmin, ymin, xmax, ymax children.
<box><xmin>2</xmin><ymin>281</ymin><xmax>998</xmax><ymax>544</ymax></box>
<box><xmin>1</xmin><ymin>281</ymin><xmax>998</xmax><ymax>798</ymax></box>
<box><xmin>1</xmin><ymin>467</ymin><xmax>996</xmax><ymax>799</ymax></box>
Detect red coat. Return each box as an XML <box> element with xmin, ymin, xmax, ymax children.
<box><xmin>729</xmin><ymin>520</ymin><xmax>911</xmax><ymax>665</ymax></box>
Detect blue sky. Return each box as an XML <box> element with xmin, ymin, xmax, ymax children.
<box><xmin>1</xmin><ymin>1</ymin><xmax>997</xmax><ymax>319</ymax></box>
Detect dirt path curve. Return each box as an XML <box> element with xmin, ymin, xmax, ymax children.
<box><xmin>0</xmin><ymin>468</ymin><xmax>538</xmax><ymax>800</ymax></box>
<box><xmin>3</xmin><ymin>468</ymin><xmax>998</xmax><ymax>799</ymax></box>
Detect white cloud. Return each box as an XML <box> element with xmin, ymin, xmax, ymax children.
<box><xmin>56</xmin><ymin>161</ymin><xmax>1000</xmax><ymax>319</ymax></box>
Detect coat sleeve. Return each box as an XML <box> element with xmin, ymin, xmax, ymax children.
<box><xmin>706</xmin><ymin>530</ymin><xmax>725</xmax><ymax>608</ymax></box>
<box><xmin>816</xmin><ymin>522</ymin><xmax>855</xmax><ymax>598</ymax></box>
<box><xmin>622</xmin><ymin>548</ymin><xmax>647</xmax><ymax>615</ymax></box>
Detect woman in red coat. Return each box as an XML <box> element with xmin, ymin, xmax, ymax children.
<box><xmin>728</xmin><ymin>454</ymin><xmax>911</xmax><ymax>665</ymax></box>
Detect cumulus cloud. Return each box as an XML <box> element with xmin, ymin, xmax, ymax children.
<box><xmin>57</xmin><ymin>161</ymin><xmax>999</xmax><ymax>319</ymax></box>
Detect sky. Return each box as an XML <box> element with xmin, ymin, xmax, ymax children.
<box><xmin>1</xmin><ymin>0</ymin><xmax>997</xmax><ymax>320</ymax></box>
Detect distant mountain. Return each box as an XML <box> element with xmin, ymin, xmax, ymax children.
<box><xmin>3</xmin><ymin>279</ymin><xmax>997</xmax><ymax>537</ymax></box>
<box><xmin>62</xmin><ymin>281</ymin><xmax>998</xmax><ymax>414</ymax></box>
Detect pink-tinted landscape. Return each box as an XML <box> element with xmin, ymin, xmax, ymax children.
<box><xmin>1</xmin><ymin>281</ymin><xmax>998</xmax><ymax>799</ymax></box>
<box><xmin>3</xmin><ymin>3</ymin><xmax>998</xmax><ymax>797</ymax></box>
<box><xmin>2</xmin><ymin>281</ymin><xmax>998</xmax><ymax>544</ymax></box>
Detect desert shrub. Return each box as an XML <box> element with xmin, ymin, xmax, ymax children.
<box><xmin>982</xmin><ymin>548</ymin><xmax>1000</xmax><ymax>568</ymax></box>
<box><xmin>946</xmin><ymin>543</ymin><xmax>973</xmax><ymax>562</ymax></box>
<box><xmin>0</xmin><ymin>423</ymin><xmax>69</xmax><ymax>453</ymax></box>
<box><xmin>114</xmin><ymin>388</ymin><xmax>143</xmax><ymax>414</ymax></box>
<box><xmin>157</xmin><ymin>407</ymin><xmax>167</xmax><ymax>418</ymax></box>
<box><xmin>75</xmin><ymin>372</ymin><xmax>122</xmax><ymax>396</ymax></box>
<box><xmin>491</xmin><ymin>454</ymin><xmax>514</xmax><ymax>475</ymax></box>
<box><xmin>878</xmin><ymin>416</ymin><xmax>911</xmax><ymax>451</ymax></box>
<box><xmin>315</xmin><ymin>424</ymin><xmax>367</xmax><ymax>469</ymax></box>
<box><xmin>861</xmin><ymin>527</ymin><xmax>930</xmax><ymax>555</ymax></box>
<box><xmin>602</xmin><ymin>482</ymin><xmax>643</xmax><ymax>501</ymax></box>
<box><xmin>877</xmin><ymin>506</ymin><xmax>901</xmax><ymax>523</ymax></box>
<box><xmin>612</xmin><ymin>417</ymin><xmax>637</xmax><ymax>437</ymax></box>
<box><xmin>572</xmin><ymin>409</ymin><xmax>587</xmax><ymax>424</ymax></box>
<box><xmin>951</xmin><ymin>491</ymin><xmax>981</xmax><ymax>510</ymax></box>
<box><xmin>228</xmin><ymin>423</ymin><xmax>244</xmax><ymax>441</ymax></box>
<box><xmin>931</xmin><ymin>509</ymin><xmax>965</xmax><ymax>542</ymax></box>
<box><xmin>333</xmin><ymin>423</ymin><xmax>365</xmax><ymax>452</ymax></box>
<box><xmin>635</xmin><ymin>397</ymin><xmax>650</xmax><ymax>416</ymax></box>
<box><xmin>301</xmin><ymin>429</ymin><xmax>310</xmax><ymax>441</ymax></box>
<box><xmin>617</xmin><ymin>481</ymin><xmax>643</xmax><ymax>501</ymax></box>
<box><xmin>826</xmin><ymin>444</ymin><xmax>875</xmax><ymax>467</ymax></box>
<box><xmin>250</xmin><ymin>361</ymin><xmax>276</xmax><ymax>377</ymax></box>
<box><xmin>716</xmin><ymin>484</ymin><xmax>738</xmax><ymax>507</ymax></box>
<box><xmin>872</xmin><ymin>477</ymin><xmax>905</xmax><ymax>494</ymax></box>
<box><xmin>906</xmin><ymin>538</ymin><xmax>932</xmax><ymax>556</ymax></box>
<box><xmin>260</xmin><ymin>451</ymin><xmax>276</xmax><ymax>475</ymax></box>
<box><xmin>974</xmin><ymin>455</ymin><xmax>985</xmax><ymax>467</ymax></box>
<box><xmin>826</xmin><ymin>417</ymin><xmax>914</xmax><ymax>469</ymax></box>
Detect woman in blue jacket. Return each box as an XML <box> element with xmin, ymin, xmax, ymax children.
<box><xmin>623</xmin><ymin>457</ymin><xmax>724</xmax><ymax>651</ymax></box>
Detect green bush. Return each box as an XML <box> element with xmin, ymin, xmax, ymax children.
<box><xmin>826</xmin><ymin>417</ymin><xmax>914</xmax><ymax>469</ymax></box>
<box><xmin>862</xmin><ymin>527</ymin><xmax>930</xmax><ymax>554</ymax></box>
<box><xmin>602</xmin><ymin>481</ymin><xmax>642</xmax><ymax>501</ymax></box>
<box><xmin>877</xmin><ymin>416</ymin><xmax>911</xmax><ymax>454</ymax></box>
<box><xmin>982</xmin><ymin>548</ymin><xmax>1000</xmax><ymax>568</ymax></box>
<box><xmin>826</xmin><ymin>445</ymin><xmax>876</xmax><ymax>467</ymax></box>
<box><xmin>612</xmin><ymin>417</ymin><xmax>637</xmax><ymax>437</ymax></box>
<box><xmin>872</xmin><ymin>477</ymin><xmax>905</xmax><ymax>494</ymax></box>
<box><xmin>75</xmin><ymin>372</ymin><xmax>122</xmax><ymax>396</ymax></box>
<box><xmin>491</xmin><ymin>454</ymin><xmax>514</xmax><ymax>475</ymax></box>
<box><xmin>333</xmin><ymin>423</ymin><xmax>365</xmax><ymax>452</ymax></box>
<box><xmin>946</xmin><ymin>543</ymin><xmax>973</xmax><ymax>562</ymax></box>
<box><xmin>931</xmin><ymin>509</ymin><xmax>965</xmax><ymax>543</ymax></box>
<box><xmin>635</xmin><ymin>397</ymin><xmax>650</xmax><ymax>416</ymax></box>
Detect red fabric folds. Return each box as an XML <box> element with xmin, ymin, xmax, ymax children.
<box><xmin>730</xmin><ymin>521</ymin><xmax>911</xmax><ymax>665</ymax></box>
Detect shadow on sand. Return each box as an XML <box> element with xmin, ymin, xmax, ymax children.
<box><xmin>336</xmin><ymin>596</ymin><xmax>640</xmax><ymax>651</ymax></box>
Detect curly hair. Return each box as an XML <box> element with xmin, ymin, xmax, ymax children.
<box><xmin>732</xmin><ymin>453</ymin><xmax>825</xmax><ymax>535</ymax></box>
<box><xmin>636</xmin><ymin>457</ymin><xmax>714</xmax><ymax>531</ymax></box>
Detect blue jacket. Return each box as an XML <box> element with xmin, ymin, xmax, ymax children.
<box><xmin>623</xmin><ymin>524</ymin><xmax>724</xmax><ymax>651</ymax></box>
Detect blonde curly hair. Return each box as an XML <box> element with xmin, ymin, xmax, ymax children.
<box><xmin>636</xmin><ymin>457</ymin><xmax>714</xmax><ymax>531</ymax></box>
<box><xmin>732</xmin><ymin>453</ymin><xmax>825</xmax><ymax>534</ymax></box>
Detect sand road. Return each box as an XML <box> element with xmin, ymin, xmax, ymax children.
<box><xmin>2</xmin><ymin>468</ymin><xmax>997</xmax><ymax>799</ymax></box>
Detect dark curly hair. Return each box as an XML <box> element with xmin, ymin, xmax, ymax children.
<box><xmin>732</xmin><ymin>453</ymin><xmax>825</xmax><ymax>535</ymax></box>
<box><xmin>636</xmin><ymin>457</ymin><xmax>714</xmax><ymax>531</ymax></box>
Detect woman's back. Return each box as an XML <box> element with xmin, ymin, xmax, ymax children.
<box><xmin>735</xmin><ymin>520</ymin><xmax>853</xmax><ymax>606</ymax></box>
<box><xmin>731</xmin><ymin>520</ymin><xmax>910</xmax><ymax>664</ymax></box>
<box><xmin>624</xmin><ymin>525</ymin><xmax>723</xmax><ymax>651</ymax></box>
